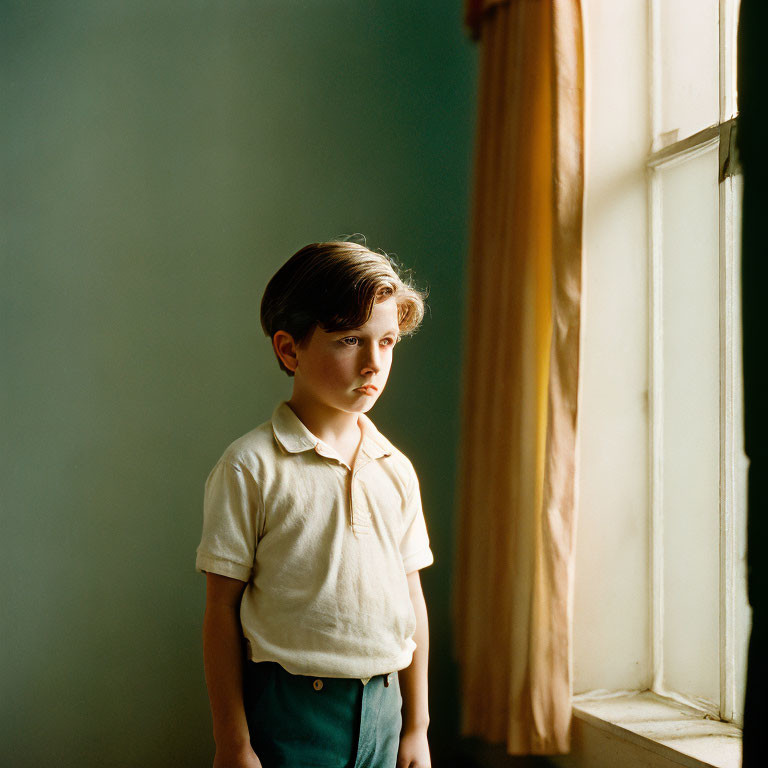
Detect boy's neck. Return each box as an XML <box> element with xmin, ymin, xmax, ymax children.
<box><xmin>286</xmin><ymin>393</ymin><xmax>362</xmax><ymax>449</ymax></box>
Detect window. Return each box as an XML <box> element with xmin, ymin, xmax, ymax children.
<box><xmin>647</xmin><ymin>0</ymin><xmax>748</xmax><ymax>724</ymax></box>
<box><xmin>570</xmin><ymin>0</ymin><xmax>749</xmax><ymax>751</ymax></box>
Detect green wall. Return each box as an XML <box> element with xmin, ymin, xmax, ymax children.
<box><xmin>1</xmin><ymin>1</ymin><xmax>477</xmax><ymax>765</ymax></box>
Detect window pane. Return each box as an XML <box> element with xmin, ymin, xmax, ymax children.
<box><xmin>660</xmin><ymin>146</ymin><xmax>720</xmax><ymax>706</ymax></box>
<box><xmin>659</xmin><ymin>0</ymin><xmax>719</xmax><ymax>143</ymax></box>
<box><xmin>722</xmin><ymin>0</ymin><xmax>741</xmax><ymax>120</ymax></box>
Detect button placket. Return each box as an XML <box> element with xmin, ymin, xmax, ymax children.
<box><xmin>349</xmin><ymin>463</ymin><xmax>374</xmax><ymax>535</ymax></box>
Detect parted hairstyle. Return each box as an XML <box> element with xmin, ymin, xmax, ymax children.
<box><xmin>260</xmin><ymin>240</ymin><xmax>427</xmax><ymax>376</ymax></box>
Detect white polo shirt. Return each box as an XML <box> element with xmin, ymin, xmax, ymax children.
<box><xmin>196</xmin><ymin>401</ymin><xmax>434</xmax><ymax>680</ymax></box>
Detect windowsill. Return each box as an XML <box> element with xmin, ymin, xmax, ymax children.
<box><xmin>572</xmin><ymin>690</ymin><xmax>742</xmax><ymax>768</ymax></box>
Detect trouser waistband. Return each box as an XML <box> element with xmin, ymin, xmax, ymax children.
<box><xmin>248</xmin><ymin>661</ymin><xmax>395</xmax><ymax>687</ymax></box>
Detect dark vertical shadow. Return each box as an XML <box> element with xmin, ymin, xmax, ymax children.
<box><xmin>738</xmin><ymin>2</ymin><xmax>768</xmax><ymax>766</ymax></box>
<box><xmin>451</xmin><ymin>737</ymin><xmax>561</xmax><ymax>768</ymax></box>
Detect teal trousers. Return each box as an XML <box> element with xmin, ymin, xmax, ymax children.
<box><xmin>243</xmin><ymin>660</ymin><xmax>403</xmax><ymax>768</ymax></box>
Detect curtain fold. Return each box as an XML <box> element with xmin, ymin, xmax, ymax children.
<box><xmin>453</xmin><ymin>0</ymin><xmax>584</xmax><ymax>754</ymax></box>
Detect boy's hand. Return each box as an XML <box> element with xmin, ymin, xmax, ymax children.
<box><xmin>396</xmin><ymin>725</ymin><xmax>431</xmax><ymax>768</ymax></box>
<box><xmin>213</xmin><ymin>744</ymin><xmax>263</xmax><ymax>768</ymax></box>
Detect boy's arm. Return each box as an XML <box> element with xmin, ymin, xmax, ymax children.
<box><xmin>397</xmin><ymin>570</ymin><xmax>431</xmax><ymax>768</ymax></box>
<box><xmin>203</xmin><ymin>572</ymin><xmax>262</xmax><ymax>768</ymax></box>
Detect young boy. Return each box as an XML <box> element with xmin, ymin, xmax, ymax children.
<box><xmin>196</xmin><ymin>241</ymin><xmax>434</xmax><ymax>768</ymax></box>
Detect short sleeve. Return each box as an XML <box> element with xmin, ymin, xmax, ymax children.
<box><xmin>399</xmin><ymin>465</ymin><xmax>434</xmax><ymax>574</ymax></box>
<box><xmin>195</xmin><ymin>459</ymin><xmax>262</xmax><ymax>582</ymax></box>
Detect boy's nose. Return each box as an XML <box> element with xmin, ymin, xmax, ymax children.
<box><xmin>361</xmin><ymin>349</ymin><xmax>381</xmax><ymax>373</ymax></box>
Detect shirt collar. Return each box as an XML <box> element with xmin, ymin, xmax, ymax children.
<box><xmin>271</xmin><ymin>401</ymin><xmax>394</xmax><ymax>460</ymax></box>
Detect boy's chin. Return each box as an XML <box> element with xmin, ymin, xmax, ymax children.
<box><xmin>347</xmin><ymin>400</ymin><xmax>377</xmax><ymax>414</ymax></box>
<box><xmin>346</xmin><ymin>393</ymin><xmax>380</xmax><ymax>412</ymax></box>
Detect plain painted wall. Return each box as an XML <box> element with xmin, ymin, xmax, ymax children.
<box><xmin>571</xmin><ymin>0</ymin><xmax>651</xmax><ymax>693</ymax></box>
<box><xmin>1</xmin><ymin>2</ymin><xmax>477</xmax><ymax>765</ymax></box>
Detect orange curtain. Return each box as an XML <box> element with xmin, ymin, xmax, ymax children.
<box><xmin>453</xmin><ymin>0</ymin><xmax>584</xmax><ymax>754</ymax></box>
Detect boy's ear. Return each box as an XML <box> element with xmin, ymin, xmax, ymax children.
<box><xmin>272</xmin><ymin>331</ymin><xmax>299</xmax><ymax>373</ymax></box>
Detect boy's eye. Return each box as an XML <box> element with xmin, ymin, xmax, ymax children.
<box><xmin>339</xmin><ymin>336</ymin><xmax>398</xmax><ymax>347</ymax></box>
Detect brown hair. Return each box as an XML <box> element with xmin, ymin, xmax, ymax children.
<box><xmin>260</xmin><ymin>240</ymin><xmax>427</xmax><ymax>376</ymax></box>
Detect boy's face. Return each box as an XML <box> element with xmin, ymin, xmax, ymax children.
<box><xmin>292</xmin><ymin>297</ymin><xmax>400</xmax><ymax>415</ymax></box>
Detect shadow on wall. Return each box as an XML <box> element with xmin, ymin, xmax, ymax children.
<box><xmin>455</xmin><ymin>738</ymin><xmax>560</xmax><ymax>768</ymax></box>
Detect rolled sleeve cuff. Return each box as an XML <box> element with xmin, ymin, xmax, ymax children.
<box><xmin>402</xmin><ymin>547</ymin><xmax>434</xmax><ymax>574</ymax></box>
<box><xmin>195</xmin><ymin>551</ymin><xmax>252</xmax><ymax>582</ymax></box>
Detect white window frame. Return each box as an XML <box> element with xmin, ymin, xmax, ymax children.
<box><xmin>646</xmin><ymin>0</ymin><xmax>746</xmax><ymax>725</ymax></box>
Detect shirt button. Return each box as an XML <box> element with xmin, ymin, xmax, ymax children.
<box><xmin>313</xmin><ymin>679</ymin><xmax>323</xmax><ymax>691</ymax></box>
